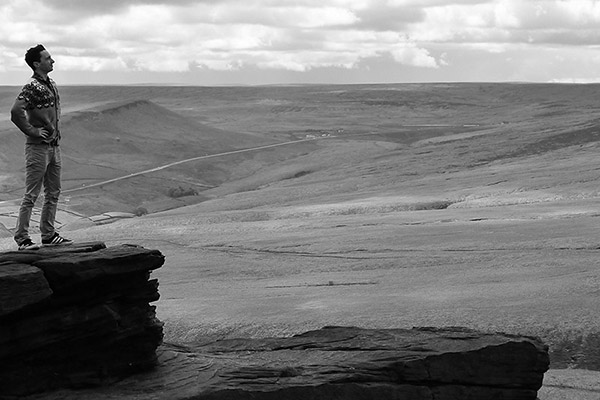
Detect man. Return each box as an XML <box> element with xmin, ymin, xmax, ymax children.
<box><xmin>11</xmin><ymin>44</ymin><xmax>72</xmax><ymax>250</ymax></box>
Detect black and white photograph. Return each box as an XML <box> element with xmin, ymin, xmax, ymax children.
<box><xmin>1</xmin><ymin>1</ymin><xmax>600</xmax><ymax>399</ymax></box>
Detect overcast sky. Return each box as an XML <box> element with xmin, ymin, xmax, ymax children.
<box><xmin>2</xmin><ymin>0</ymin><xmax>600</xmax><ymax>85</ymax></box>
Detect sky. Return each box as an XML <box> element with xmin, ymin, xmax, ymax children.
<box><xmin>2</xmin><ymin>0</ymin><xmax>600</xmax><ymax>85</ymax></box>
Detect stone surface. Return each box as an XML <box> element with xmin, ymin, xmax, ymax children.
<box><xmin>540</xmin><ymin>369</ymin><xmax>600</xmax><ymax>400</ymax></box>
<box><xmin>32</xmin><ymin>244</ymin><xmax>164</xmax><ymax>292</ymax></box>
<box><xmin>0</xmin><ymin>241</ymin><xmax>107</xmax><ymax>265</ymax></box>
<box><xmin>190</xmin><ymin>326</ymin><xmax>549</xmax><ymax>400</ymax></box>
<box><xmin>18</xmin><ymin>326</ymin><xmax>549</xmax><ymax>400</ymax></box>
<box><xmin>0</xmin><ymin>242</ymin><xmax>164</xmax><ymax>397</ymax></box>
<box><xmin>0</xmin><ymin>262</ymin><xmax>52</xmax><ymax>316</ymax></box>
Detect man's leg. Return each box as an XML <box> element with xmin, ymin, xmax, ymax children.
<box><xmin>40</xmin><ymin>146</ymin><xmax>61</xmax><ymax>242</ymax></box>
<box><xmin>14</xmin><ymin>144</ymin><xmax>48</xmax><ymax>245</ymax></box>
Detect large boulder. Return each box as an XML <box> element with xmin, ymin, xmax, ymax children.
<box><xmin>0</xmin><ymin>242</ymin><xmax>164</xmax><ymax>396</ymax></box>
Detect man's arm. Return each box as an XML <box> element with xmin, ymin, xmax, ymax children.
<box><xmin>10</xmin><ymin>97</ymin><xmax>49</xmax><ymax>140</ymax></box>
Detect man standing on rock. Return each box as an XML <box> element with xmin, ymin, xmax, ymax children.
<box><xmin>11</xmin><ymin>44</ymin><xmax>72</xmax><ymax>250</ymax></box>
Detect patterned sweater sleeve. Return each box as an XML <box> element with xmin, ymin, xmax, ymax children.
<box><xmin>10</xmin><ymin>86</ymin><xmax>41</xmax><ymax>137</ymax></box>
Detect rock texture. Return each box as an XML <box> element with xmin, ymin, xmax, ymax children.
<box><xmin>155</xmin><ymin>326</ymin><xmax>550</xmax><ymax>400</ymax></box>
<box><xmin>0</xmin><ymin>243</ymin><xmax>549</xmax><ymax>400</ymax></box>
<box><xmin>0</xmin><ymin>242</ymin><xmax>164</xmax><ymax>397</ymax></box>
<box><xmin>17</xmin><ymin>326</ymin><xmax>549</xmax><ymax>400</ymax></box>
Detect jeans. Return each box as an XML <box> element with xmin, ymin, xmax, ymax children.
<box><xmin>14</xmin><ymin>144</ymin><xmax>61</xmax><ymax>244</ymax></box>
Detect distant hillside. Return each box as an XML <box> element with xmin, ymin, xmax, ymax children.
<box><xmin>61</xmin><ymin>100</ymin><xmax>305</xmax><ymax>214</ymax></box>
<box><xmin>60</xmin><ymin>100</ymin><xmax>268</xmax><ymax>179</ymax></box>
<box><xmin>3</xmin><ymin>83</ymin><xmax>600</xmax><ymax>217</ymax></box>
<box><xmin>151</xmin><ymin>83</ymin><xmax>600</xmax><ymax>215</ymax></box>
<box><xmin>0</xmin><ymin>98</ymin><xmax>285</xmax><ymax>214</ymax></box>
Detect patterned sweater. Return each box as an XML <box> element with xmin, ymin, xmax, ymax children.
<box><xmin>10</xmin><ymin>74</ymin><xmax>61</xmax><ymax>145</ymax></box>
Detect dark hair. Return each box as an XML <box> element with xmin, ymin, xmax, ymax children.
<box><xmin>25</xmin><ymin>44</ymin><xmax>46</xmax><ymax>71</ymax></box>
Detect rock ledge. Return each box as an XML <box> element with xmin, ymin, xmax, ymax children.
<box><xmin>0</xmin><ymin>242</ymin><xmax>164</xmax><ymax>397</ymax></box>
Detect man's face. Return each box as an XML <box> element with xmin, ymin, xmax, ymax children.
<box><xmin>35</xmin><ymin>50</ymin><xmax>54</xmax><ymax>73</ymax></box>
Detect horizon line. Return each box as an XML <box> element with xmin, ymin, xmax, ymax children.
<box><xmin>1</xmin><ymin>80</ymin><xmax>598</xmax><ymax>88</ymax></box>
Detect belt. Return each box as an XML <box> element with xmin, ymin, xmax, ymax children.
<box><xmin>31</xmin><ymin>141</ymin><xmax>59</xmax><ymax>147</ymax></box>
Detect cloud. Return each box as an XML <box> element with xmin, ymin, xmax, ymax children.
<box><xmin>42</xmin><ymin>0</ymin><xmax>202</xmax><ymax>17</ymax></box>
<box><xmin>2</xmin><ymin>0</ymin><xmax>600</xmax><ymax>84</ymax></box>
<box><xmin>414</xmin><ymin>0</ymin><xmax>600</xmax><ymax>45</ymax></box>
<box><xmin>353</xmin><ymin>3</ymin><xmax>425</xmax><ymax>31</ymax></box>
<box><xmin>390</xmin><ymin>43</ymin><xmax>441</xmax><ymax>68</ymax></box>
<box><xmin>181</xmin><ymin>3</ymin><xmax>359</xmax><ymax>28</ymax></box>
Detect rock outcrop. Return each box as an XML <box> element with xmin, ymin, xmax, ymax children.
<box><xmin>143</xmin><ymin>326</ymin><xmax>550</xmax><ymax>400</ymax></box>
<box><xmin>0</xmin><ymin>242</ymin><xmax>164</xmax><ymax>397</ymax></box>
<box><xmin>0</xmin><ymin>243</ymin><xmax>549</xmax><ymax>400</ymax></box>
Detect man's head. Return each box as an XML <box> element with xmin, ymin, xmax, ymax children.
<box><xmin>25</xmin><ymin>44</ymin><xmax>54</xmax><ymax>74</ymax></box>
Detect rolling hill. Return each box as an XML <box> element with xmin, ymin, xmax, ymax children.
<box><xmin>3</xmin><ymin>82</ymin><xmax>600</xmax><ymax>223</ymax></box>
<box><xmin>1</xmin><ymin>93</ymin><xmax>297</xmax><ymax>214</ymax></box>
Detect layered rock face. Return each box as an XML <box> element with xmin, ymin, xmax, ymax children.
<box><xmin>0</xmin><ymin>242</ymin><xmax>164</xmax><ymax>397</ymax></box>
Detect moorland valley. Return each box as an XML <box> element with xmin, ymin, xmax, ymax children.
<box><xmin>2</xmin><ymin>83</ymin><xmax>600</xmax><ymax>397</ymax></box>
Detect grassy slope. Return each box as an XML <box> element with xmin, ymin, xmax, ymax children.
<box><xmin>3</xmin><ymin>83</ymin><xmax>600</xmax><ymax>214</ymax></box>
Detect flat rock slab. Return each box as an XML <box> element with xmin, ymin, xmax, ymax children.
<box><xmin>22</xmin><ymin>326</ymin><xmax>549</xmax><ymax>400</ymax></box>
<box><xmin>32</xmin><ymin>244</ymin><xmax>165</xmax><ymax>292</ymax></box>
<box><xmin>0</xmin><ymin>242</ymin><xmax>107</xmax><ymax>265</ymax></box>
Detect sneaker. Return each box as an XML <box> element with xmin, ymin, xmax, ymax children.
<box><xmin>42</xmin><ymin>233</ymin><xmax>73</xmax><ymax>246</ymax></box>
<box><xmin>18</xmin><ymin>239</ymin><xmax>40</xmax><ymax>251</ymax></box>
